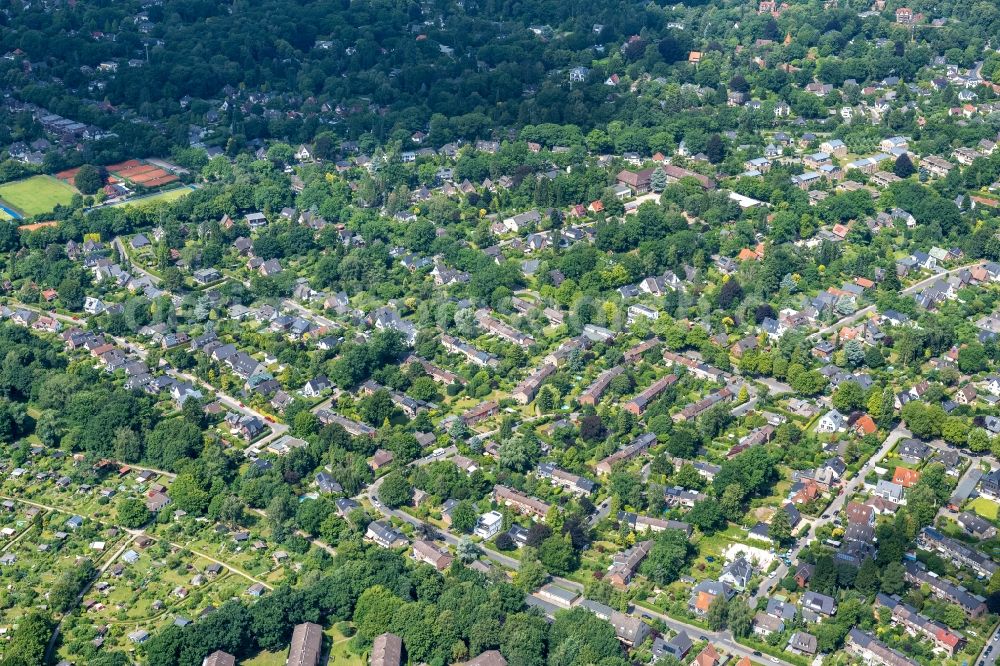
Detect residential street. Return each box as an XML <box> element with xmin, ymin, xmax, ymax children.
<box><xmin>281</xmin><ymin>297</ymin><xmax>341</xmax><ymax>329</ymax></box>
<box><xmin>113</xmin><ymin>236</ymin><xmax>162</xmax><ymax>285</ymax></box>
<box><xmin>367</xmin><ymin>459</ymin><xmax>795</xmax><ymax>666</ymax></box>
<box><xmin>808</xmin><ymin>260</ymin><xmax>985</xmax><ymax>341</ymax></box>
<box><xmin>750</xmin><ymin>424</ymin><xmax>911</xmax><ymax>605</ymax></box>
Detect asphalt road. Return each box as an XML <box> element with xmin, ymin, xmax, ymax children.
<box><xmin>751</xmin><ymin>424</ymin><xmax>911</xmax><ymax>605</ymax></box>
<box><xmin>808</xmin><ymin>260</ymin><xmax>985</xmax><ymax>341</ymax></box>
<box><xmin>978</xmin><ymin>625</ymin><xmax>1000</xmax><ymax>666</ymax></box>
<box><xmin>113</xmin><ymin>236</ymin><xmax>162</xmax><ymax>285</ymax></box>
<box><xmin>367</xmin><ymin>460</ymin><xmax>793</xmax><ymax>666</ymax></box>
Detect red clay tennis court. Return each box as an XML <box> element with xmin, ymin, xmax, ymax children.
<box><xmin>141</xmin><ymin>174</ymin><xmax>180</xmax><ymax>187</ymax></box>
<box><xmin>54</xmin><ymin>159</ymin><xmax>178</xmax><ymax>191</ymax></box>
<box><xmin>129</xmin><ymin>170</ymin><xmax>172</xmax><ymax>184</ymax></box>
<box><xmin>105</xmin><ymin>159</ymin><xmax>144</xmax><ymax>172</ymax></box>
<box><xmin>55</xmin><ymin>167</ymin><xmax>81</xmax><ymax>186</ymax></box>
<box><xmin>116</xmin><ymin>164</ymin><xmax>161</xmax><ymax>179</ymax></box>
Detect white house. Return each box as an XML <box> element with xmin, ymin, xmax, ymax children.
<box><xmin>816</xmin><ymin>409</ymin><xmax>847</xmax><ymax>433</ymax></box>
<box><xmin>474</xmin><ymin>511</ymin><xmax>503</xmax><ymax>539</ymax></box>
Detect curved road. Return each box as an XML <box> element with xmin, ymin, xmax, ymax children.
<box><xmin>809</xmin><ymin>260</ymin><xmax>985</xmax><ymax>341</ymax></box>
<box><xmin>751</xmin><ymin>424</ymin><xmax>911</xmax><ymax>605</ymax></box>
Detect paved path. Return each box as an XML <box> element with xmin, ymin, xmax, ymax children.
<box><xmin>113</xmin><ymin>236</ymin><xmax>161</xmax><ymax>285</ymax></box>
<box><xmin>1</xmin><ymin>508</ymin><xmax>47</xmax><ymax>553</ymax></box>
<box><xmin>750</xmin><ymin>424</ymin><xmax>910</xmax><ymax>605</ymax></box>
<box><xmin>162</xmin><ymin>367</ymin><xmax>289</xmax><ymax>451</ymax></box>
<box><xmin>46</xmin><ymin>533</ymin><xmax>137</xmax><ymax>661</ymax></box>
<box><xmin>281</xmin><ymin>298</ymin><xmax>341</xmax><ymax>330</ymax></box>
<box><xmin>4</xmin><ymin>299</ymin><xmax>81</xmax><ymax>326</ymax></box>
<box><xmin>0</xmin><ymin>495</ymin><xmax>273</xmax><ymax>590</ymax></box>
<box><xmin>526</xmin><ymin>594</ymin><xmax>794</xmax><ymax>666</ymax></box>
<box><xmin>633</xmin><ymin>604</ymin><xmax>795</xmax><ymax>666</ymax></box>
<box><xmin>808</xmin><ymin>261</ymin><xmax>984</xmax><ymax>341</ymax></box>
<box><xmin>977</xmin><ymin>623</ymin><xmax>1000</xmax><ymax>666</ymax></box>
<box><xmin>363</xmin><ymin>476</ymin><xmax>794</xmax><ymax>666</ymax></box>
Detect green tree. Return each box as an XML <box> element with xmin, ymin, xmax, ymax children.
<box><xmin>75</xmin><ymin>164</ymin><xmax>105</xmax><ymax>194</ymax></box>
<box><xmin>880</xmin><ymin>562</ymin><xmax>906</xmax><ymax>595</ymax></box>
<box><xmin>958</xmin><ymin>343</ymin><xmax>988</xmax><ymax>373</ymax></box>
<box><xmin>942</xmin><ymin>417</ymin><xmax>970</xmax><ymax>446</ymax></box>
<box><xmin>456</xmin><ymin>537</ymin><xmax>479</xmax><ymax>563</ymax></box>
<box><xmin>378</xmin><ymin>471</ymin><xmax>413</xmax><ymax>508</ymax></box>
<box><xmin>718</xmin><ymin>483</ymin><xmax>745</xmax><ymax>521</ymax></box>
<box><xmin>4</xmin><ymin>612</ymin><xmax>52</xmax><ymax>666</ymax></box>
<box><xmin>538</xmin><ymin>534</ymin><xmax>578</xmax><ymax>576</ymax></box>
<box><xmin>768</xmin><ymin>507</ymin><xmax>792</xmax><ymax>547</ymax></box>
<box><xmin>650</xmin><ymin>167</ymin><xmax>667</xmax><ymax>193</ymax></box>
<box><xmin>727</xmin><ymin>600</ymin><xmax>754</xmax><ymax>638</ymax></box>
<box><xmin>687</xmin><ymin>500</ymin><xmax>725</xmax><ymax>534</ymax></box>
<box><xmin>639</xmin><ymin>528</ymin><xmax>691</xmax><ymax>585</ymax></box>
<box><xmin>549</xmin><ymin>607</ymin><xmax>622</xmax><ymax>663</ymax></box>
<box><xmin>117</xmin><ymin>497</ymin><xmax>152</xmax><ymax>528</ymax></box>
<box><xmin>170</xmin><ymin>471</ymin><xmax>211</xmax><ymax>514</ymax></box>
<box><xmin>901</xmin><ymin>401</ymin><xmax>944</xmax><ymax>439</ymax></box>
<box><xmin>893</xmin><ymin>153</ymin><xmax>916</xmax><ymax>179</ymax></box>
<box><xmin>354</xmin><ymin>585</ymin><xmax>405</xmax><ymax>640</ymax></box>
<box><xmin>706</xmin><ymin>593</ymin><xmax>728</xmax><ymax>631</ymax></box>
<box><xmin>513</xmin><ymin>556</ymin><xmax>549</xmax><ymax>591</ymax></box>
<box><xmin>832</xmin><ymin>381</ymin><xmax>864</xmax><ymax>412</ymax></box>
<box><xmin>969</xmin><ymin>427</ymin><xmax>991</xmax><ymax>453</ymax></box>
<box><xmin>855</xmin><ymin>557</ymin><xmax>880</xmax><ymax>597</ymax></box>
<box><xmin>360</xmin><ymin>389</ymin><xmax>395</xmax><ymax>426</ymax></box>
<box><xmin>500</xmin><ymin>612</ymin><xmax>548</xmax><ymax>666</ymax></box>
<box><xmin>450</xmin><ymin>500</ymin><xmax>478</xmax><ymax>533</ymax></box>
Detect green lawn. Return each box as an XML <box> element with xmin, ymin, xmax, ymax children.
<box><xmin>0</xmin><ymin>175</ymin><xmax>78</xmax><ymax>216</ymax></box>
<box><xmin>242</xmin><ymin>625</ymin><xmax>364</xmax><ymax>666</ymax></box>
<box><xmin>111</xmin><ymin>186</ymin><xmax>194</xmax><ymax>209</ymax></box>
<box><xmin>969</xmin><ymin>497</ymin><xmax>999</xmax><ymax>520</ymax></box>
<box><xmin>241</xmin><ymin>650</ymin><xmax>288</xmax><ymax>666</ymax></box>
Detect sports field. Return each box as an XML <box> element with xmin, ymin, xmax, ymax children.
<box><xmin>0</xmin><ymin>175</ymin><xmax>78</xmax><ymax>217</ymax></box>
<box><xmin>110</xmin><ymin>185</ymin><xmax>195</xmax><ymax>209</ymax></box>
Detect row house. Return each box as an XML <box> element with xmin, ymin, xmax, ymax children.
<box><xmin>543</xmin><ymin>336</ymin><xmax>590</xmax><ymax>367</ymax></box>
<box><xmin>664</xmin><ymin>485</ymin><xmax>707</xmax><ymax>508</ymax></box>
<box><xmin>921</xmin><ymin>155</ymin><xmax>954</xmax><ymax>178</ymax></box>
<box><xmin>511</xmin><ymin>364</ymin><xmax>556</xmax><ymax>404</ymax></box>
<box><xmin>316</xmin><ymin>410</ymin><xmax>376</xmax><ymax>437</ymax></box>
<box><xmin>461</xmin><ymin>400</ymin><xmax>500</xmax><ymax>426</ymax></box>
<box><xmin>903</xmin><ymin>562</ymin><xmax>987</xmax><ymax>617</ymax></box>
<box><xmin>474</xmin><ymin>310</ymin><xmax>534</xmax><ymax>347</ymax></box>
<box><xmin>536</xmin><ymin>463</ymin><xmax>595</xmax><ymax>496</ymax></box>
<box><xmin>846</xmin><ymin>629</ymin><xmax>919</xmax><ymax>666</ymax></box>
<box><xmin>596</xmin><ymin>433</ymin><xmax>656</xmax><ymax>475</ymax></box>
<box><xmin>578</xmin><ymin>366</ymin><xmax>624</xmax><ymax>406</ymax></box>
<box><xmin>441</xmin><ymin>334</ymin><xmax>498</xmax><ymax>368</ymax></box>
<box><xmin>493</xmin><ymin>485</ymin><xmax>551</xmax><ymax>520</ymax></box>
<box><xmin>403</xmin><ymin>355</ymin><xmax>465</xmax><ymax>385</ymax></box>
<box><xmin>618</xmin><ymin>511</ymin><xmax>692</xmax><ymax>536</ymax></box>
<box><xmin>623</xmin><ymin>374</ymin><xmax>679</xmax><ymax>416</ymax></box>
<box><xmin>873</xmin><ymin>594</ymin><xmax>965</xmax><ymax>656</ymax></box>
<box><xmin>607</xmin><ymin>539</ymin><xmax>653</xmax><ymax>587</ymax></box>
<box><xmin>623</xmin><ymin>337</ymin><xmax>662</xmax><ymax>363</ymax></box>
<box><xmin>674</xmin><ymin>388</ymin><xmax>733</xmax><ymax>422</ymax></box>
<box><xmin>662</xmin><ymin>351</ymin><xmax>734</xmax><ymax>383</ymax></box>
<box><xmin>918</xmin><ymin>527</ymin><xmax>998</xmax><ymax>577</ymax></box>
